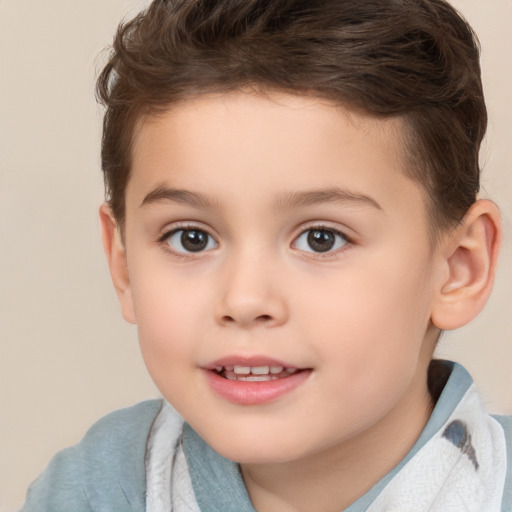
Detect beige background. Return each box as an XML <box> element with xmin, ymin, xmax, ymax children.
<box><xmin>0</xmin><ymin>0</ymin><xmax>510</xmax><ymax>510</ymax></box>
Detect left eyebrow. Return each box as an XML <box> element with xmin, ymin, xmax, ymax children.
<box><xmin>140</xmin><ymin>186</ymin><xmax>220</xmax><ymax>209</ymax></box>
<box><xmin>274</xmin><ymin>187</ymin><xmax>383</xmax><ymax>211</ymax></box>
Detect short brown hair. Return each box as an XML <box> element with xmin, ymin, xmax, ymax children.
<box><xmin>96</xmin><ymin>0</ymin><xmax>486</xmax><ymax>236</ymax></box>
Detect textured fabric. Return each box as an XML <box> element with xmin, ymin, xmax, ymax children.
<box><xmin>145</xmin><ymin>401</ymin><xmax>199</xmax><ymax>512</ymax></box>
<box><xmin>364</xmin><ymin>384</ymin><xmax>507</xmax><ymax>511</ymax></box>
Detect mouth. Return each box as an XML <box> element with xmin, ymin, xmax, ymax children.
<box><xmin>213</xmin><ymin>365</ymin><xmax>301</xmax><ymax>381</ymax></box>
<box><xmin>204</xmin><ymin>357</ymin><xmax>311</xmax><ymax>405</ymax></box>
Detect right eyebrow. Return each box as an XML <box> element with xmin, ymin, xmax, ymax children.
<box><xmin>140</xmin><ymin>186</ymin><xmax>220</xmax><ymax>209</ymax></box>
<box><xmin>273</xmin><ymin>187</ymin><xmax>383</xmax><ymax>212</ymax></box>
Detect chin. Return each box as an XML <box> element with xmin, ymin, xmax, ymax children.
<box><xmin>203</xmin><ymin>430</ymin><xmax>309</xmax><ymax>465</ymax></box>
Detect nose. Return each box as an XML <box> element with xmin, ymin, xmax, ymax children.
<box><xmin>214</xmin><ymin>252</ymin><xmax>288</xmax><ymax>328</ymax></box>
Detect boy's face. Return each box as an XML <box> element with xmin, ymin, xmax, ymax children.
<box><xmin>116</xmin><ymin>92</ymin><xmax>443</xmax><ymax>465</ymax></box>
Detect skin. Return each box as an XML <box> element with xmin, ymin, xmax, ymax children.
<box><xmin>101</xmin><ymin>91</ymin><xmax>501</xmax><ymax>512</ymax></box>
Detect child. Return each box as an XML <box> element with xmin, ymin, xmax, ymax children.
<box><xmin>22</xmin><ymin>0</ymin><xmax>511</xmax><ymax>510</ymax></box>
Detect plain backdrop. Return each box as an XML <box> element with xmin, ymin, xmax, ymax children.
<box><xmin>0</xmin><ymin>0</ymin><xmax>510</xmax><ymax>510</ymax></box>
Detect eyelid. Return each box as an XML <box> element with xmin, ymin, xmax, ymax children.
<box><xmin>293</xmin><ymin>221</ymin><xmax>353</xmax><ymax>241</ymax></box>
<box><xmin>157</xmin><ymin>221</ymin><xmax>216</xmax><ymax>242</ymax></box>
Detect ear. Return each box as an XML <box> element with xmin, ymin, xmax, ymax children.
<box><xmin>99</xmin><ymin>203</ymin><xmax>136</xmax><ymax>324</ymax></box>
<box><xmin>431</xmin><ymin>199</ymin><xmax>502</xmax><ymax>330</ymax></box>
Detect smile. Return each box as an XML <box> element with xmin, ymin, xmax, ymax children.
<box><xmin>215</xmin><ymin>365</ymin><xmax>299</xmax><ymax>381</ymax></box>
<box><xmin>204</xmin><ymin>358</ymin><xmax>311</xmax><ymax>405</ymax></box>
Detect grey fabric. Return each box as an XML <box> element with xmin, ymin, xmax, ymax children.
<box><xmin>21</xmin><ymin>399</ymin><xmax>163</xmax><ymax>512</ymax></box>
<box><xmin>183</xmin><ymin>424</ymin><xmax>256</xmax><ymax>512</ymax></box>
<box><xmin>493</xmin><ymin>414</ymin><xmax>512</xmax><ymax>512</ymax></box>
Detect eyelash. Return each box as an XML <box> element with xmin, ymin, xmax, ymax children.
<box><xmin>157</xmin><ymin>224</ymin><xmax>352</xmax><ymax>258</ymax></box>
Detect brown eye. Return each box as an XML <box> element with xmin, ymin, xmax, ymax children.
<box><xmin>307</xmin><ymin>230</ymin><xmax>336</xmax><ymax>252</ymax></box>
<box><xmin>181</xmin><ymin>230</ymin><xmax>208</xmax><ymax>252</ymax></box>
<box><xmin>166</xmin><ymin>228</ymin><xmax>217</xmax><ymax>253</ymax></box>
<box><xmin>294</xmin><ymin>228</ymin><xmax>348</xmax><ymax>253</ymax></box>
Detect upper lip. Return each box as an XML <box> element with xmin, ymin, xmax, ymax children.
<box><xmin>204</xmin><ymin>355</ymin><xmax>303</xmax><ymax>370</ymax></box>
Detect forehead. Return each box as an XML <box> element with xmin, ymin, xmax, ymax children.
<box><xmin>133</xmin><ymin>91</ymin><xmax>405</xmax><ymax>165</ymax></box>
<box><xmin>127</xmin><ymin>91</ymin><xmax>426</xmax><ymax>225</ymax></box>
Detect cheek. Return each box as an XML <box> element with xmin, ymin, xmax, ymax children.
<box><xmin>299</xmin><ymin>251</ymin><xmax>433</xmax><ymax>383</ymax></box>
<box><xmin>133</xmin><ymin>291</ymin><xmax>208</xmax><ymax>409</ymax></box>
<box><xmin>303</xmin><ymin>258</ymin><xmax>430</xmax><ymax>338</ymax></box>
<box><xmin>128</xmin><ymin>264</ymin><xmax>212</xmax><ymax>377</ymax></box>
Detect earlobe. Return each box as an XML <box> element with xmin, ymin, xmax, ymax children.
<box><xmin>431</xmin><ymin>200</ymin><xmax>502</xmax><ymax>330</ymax></box>
<box><xmin>99</xmin><ymin>204</ymin><xmax>137</xmax><ymax>324</ymax></box>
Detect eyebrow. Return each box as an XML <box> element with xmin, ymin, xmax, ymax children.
<box><xmin>141</xmin><ymin>185</ymin><xmax>382</xmax><ymax>211</ymax></box>
<box><xmin>141</xmin><ymin>187</ymin><xmax>220</xmax><ymax>209</ymax></box>
<box><xmin>273</xmin><ymin>187</ymin><xmax>383</xmax><ymax>211</ymax></box>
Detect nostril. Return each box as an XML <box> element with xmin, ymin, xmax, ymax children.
<box><xmin>256</xmin><ymin>314</ymin><xmax>273</xmax><ymax>322</ymax></box>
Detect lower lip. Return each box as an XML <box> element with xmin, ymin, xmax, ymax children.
<box><xmin>204</xmin><ymin>369</ymin><xmax>311</xmax><ymax>405</ymax></box>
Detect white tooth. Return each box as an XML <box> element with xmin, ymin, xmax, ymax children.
<box><xmin>226</xmin><ymin>374</ymin><xmax>237</xmax><ymax>380</ymax></box>
<box><xmin>270</xmin><ymin>366</ymin><xmax>284</xmax><ymax>374</ymax></box>
<box><xmin>215</xmin><ymin>366</ymin><xmax>223</xmax><ymax>372</ymax></box>
<box><xmin>225</xmin><ymin>365</ymin><xmax>234</xmax><ymax>371</ymax></box>
<box><xmin>239</xmin><ymin>375</ymin><xmax>272</xmax><ymax>382</ymax></box>
<box><xmin>251</xmin><ymin>366</ymin><xmax>270</xmax><ymax>375</ymax></box>
<box><xmin>286</xmin><ymin>368</ymin><xmax>298</xmax><ymax>374</ymax></box>
<box><xmin>234</xmin><ymin>366</ymin><xmax>251</xmax><ymax>375</ymax></box>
